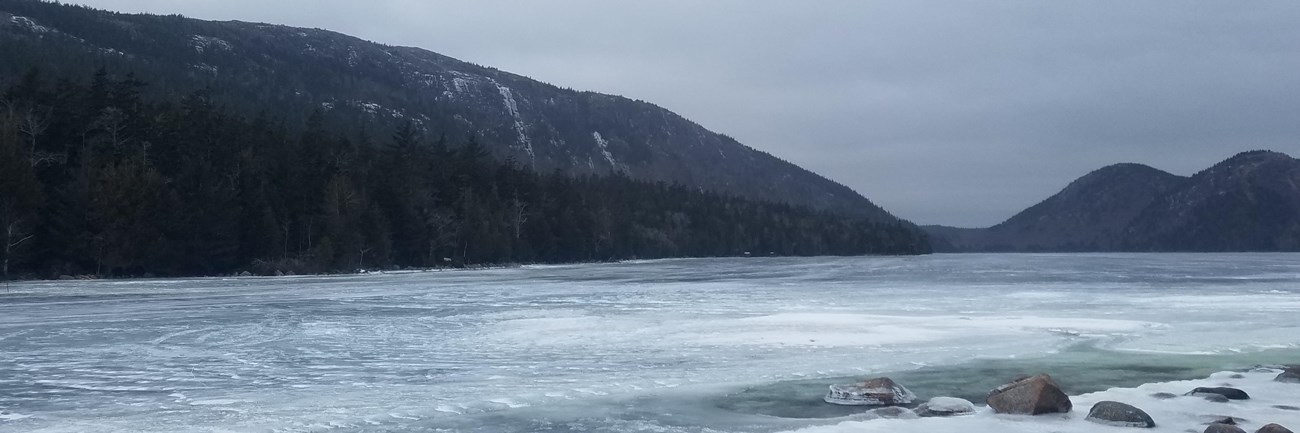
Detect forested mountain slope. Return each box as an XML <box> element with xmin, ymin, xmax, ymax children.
<box><xmin>0</xmin><ymin>0</ymin><xmax>898</xmax><ymax>221</ymax></box>
<box><xmin>0</xmin><ymin>1</ymin><xmax>931</xmax><ymax>279</ymax></box>
<box><xmin>925</xmin><ymin>151</ymin><xmax>1300</xmax><ymax>252</ymax></box>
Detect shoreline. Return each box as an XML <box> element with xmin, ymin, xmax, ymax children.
<box><xmin>1</xmin><ymin>253</ymin><xmax>939</xmax><ymax>284</ymax></box>
<box><xmin>792</xmin><ymin>368</ymin><xmax>1300</xmax><ymax>433</ymax></box>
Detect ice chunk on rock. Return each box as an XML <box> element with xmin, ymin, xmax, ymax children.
<box><xmin>986</xmin><ymin>373</ymin><xmax>1072</xmax><ymax>415</ymax></box>
<box><xmin>823</xmin><ymin>377</ymin><xmax>915</xmax><ymax>406</ymax></box>
<box><xmin>1085</xmin><ymin>401</ymin><xmax>1156</xmax><ymax>428</ymax></box>
<box><xmin>915</xmin><ymin>397</ymin><xmax>976</xmax><ymax>417</ymax></box>
<box><xmin>1274</xmin><ymin>366</ymin><xmax>1300</xmax><ymax>383</ymax></box>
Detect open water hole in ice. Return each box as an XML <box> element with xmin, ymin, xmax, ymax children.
<box><xmin>1</xmin><ymin>253</ymin><xmax>1299</xmax><ymax>432</ymax></box>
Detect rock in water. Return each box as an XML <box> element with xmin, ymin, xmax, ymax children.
<box><xmin>1207</xmin><ymin>424</ymin><xmax>1248</xmax><ymax>433</ymax></box>
<box><xmin>1086</xmin><ymin>401</ymin><xmax>1156</xmax><ymax>428</ymax></box>
<box><xmin>866</xmin><ymin>406</ymin><xmax>918</xmax><ymax>419</ymax></box>
<box><xmin>1257</xmin><ymin>424</ymin><xmax>1295</xmax><ymax>433</ymax></box>
<box><xmin>1150</xmin><ymin>392</ymin><xmax>1179</xmax><ymax>400</ymax></box>
<box><xmin>823</xmin><ymin>377</ymin><xmax>916</xmax><ymax>406</ymax></box>
<box><xmin>238</xmin><ymin>271</ymin><xmax>253</xmax><ymax>277</ymax></box>
<box><xmin>1276</xmin><ymin>366</ymin><xmax>1300</xmax><ymax>383</ymax></box>
<box><xmin>1186</xmin><ymin>387</ymin><xmax>1250</xmax><ymax>400</ymax></box>
<box><xmin>986</xmin><ymin>373</ymin><xmax>1072</xmax><ymax>415</ymax></box>
<box><xmin>1201</xmin><ymin>416</ymin><xmax>1247</xmax><ymax>425</ymax></box>
<box><xmin>916</xmin><ymin>397</ymin><xmax>976</xmax><ymax>417</ymax></box>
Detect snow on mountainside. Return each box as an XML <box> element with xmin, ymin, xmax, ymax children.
<box><xmin>0</xmin><ymin>0</ymin><xmax>904</xmax><ymax>223</ymax></box>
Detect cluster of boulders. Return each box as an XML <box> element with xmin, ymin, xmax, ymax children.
<box><xmin>824</xmin><ymin>377</ymin><xmax>976</xmax><ymax>419</ymax></box>
<box><xmin>821</xmin><ymin>366</ymin><xmax>1299</xmax><ymax>432</ymax></box>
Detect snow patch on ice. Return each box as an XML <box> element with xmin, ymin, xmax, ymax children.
<box><xmin>486</xmin><ymin>312</ymin><xmax>1154</xmax><ymax>351</ymax></box>
<box><xmin>188</xmin><ymin>399</ymin><xmax>244</xmax><ymax>406</ymax></box>
<box><xmin>486</xmin><ymin>398</ymin><xmax>530</xmax><ymax>408</ymax></box>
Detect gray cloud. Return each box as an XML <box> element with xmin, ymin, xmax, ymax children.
<box><xmin>74</xmin><ymin>1</ymin><xmax>1300</xmax><ymax>226</ymax></box>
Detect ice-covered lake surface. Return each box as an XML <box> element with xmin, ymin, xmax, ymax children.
<box><xmin>3</xmin><ymin>253</ymin><xmax>1300</xmax><ymax>432</ymax></box>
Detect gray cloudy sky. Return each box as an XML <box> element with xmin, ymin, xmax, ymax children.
<box><xmin>74</xmin><ymin>1</ymin><xmax>1300</xmax><ymax>227</ymax></box>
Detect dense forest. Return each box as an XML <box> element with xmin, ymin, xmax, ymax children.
<box><xmin>0</xmin><ymin>70</ymin><xmax>929</xmax><ymax>279</ymax></box>
<box><xmin>0</xmin><ymin>0</ymin><xmax>902</xmax><ymax>221</ymax></box>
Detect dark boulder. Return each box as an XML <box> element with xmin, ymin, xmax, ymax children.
<box><xmin>1258</xmin><ymin>424</ymin><xmax>1295</xmax><ymax>433</ymax></box>
<box><xmin>1276</xmin><ymin>366</ymin><xmax>1300</xmax><ymax>383</ymax></box>
<box><xmin>1186</xmin><ymin>387</ymin><xmax>1250</xmax><ymax>400</ymax></box>
<box><xmin>1085</xmin><ymin>401</ymin><xmax>1156</xmax><ymax>428</ymax></box>
<box><xmin>1207</xmin><ymin>425</ymin><xmax>1248</xmax><ymax>433</ymax></box>
<box><xmin>1201</xmin><ymin>416</ymin><xmax>1248</xmax><ymax>425</ymax></box>
<box><xmin>1150</xmin><ymin>392</ymin><xmax>1179</xmax><ymax>400</ymax></box>
<box><xmin>1203</xmin><ymin>394</ymin><xmax>1231</xmax><ymax>403</ymax></box>
<box><xmin>916</xmin><ymin>397</ymin><xmax>976</xmax><ymax>417</ymax></box>
<box><xmin>986</xmin><ymin>373</ymin><xmax>1072</xmax><ymax>415</ymax></box>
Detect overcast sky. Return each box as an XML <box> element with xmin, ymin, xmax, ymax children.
<box><xmin>72</xmin><ymin>1</ymin><xmax>1300</xmax><ymax>227</ymax></box>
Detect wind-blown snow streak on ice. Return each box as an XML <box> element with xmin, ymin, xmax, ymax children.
<box><xmin>1</xmin><ymin>254</ymin><xmax>1299</xmax><ymax>432</ymax></box>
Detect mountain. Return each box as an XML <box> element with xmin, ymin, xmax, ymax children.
<box><xmin>926</xmin><ymin>151</ymin><xmax>1300</xmax><ymax>252</ymax></box>
<box><xmin>1121</xmin><ymin>151</ymin><xmax>1300</xmax><ymax>251</ymax></box>
<box><xmin>0</xmin><ymin>0</ymin><xmax>898</xmax><ymax>222</ymax></box>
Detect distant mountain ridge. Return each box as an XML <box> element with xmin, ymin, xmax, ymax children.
<box><xmin>926</xmin><ymin>151</ymin><xmax>1300</xmax><ymax>252</ymax></box>
<box><xmin>0</xmin><ymin>0</ymin><xmax>901</xmax><ymax>222</ymax></box>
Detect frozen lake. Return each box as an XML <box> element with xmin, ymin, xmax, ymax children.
<box><xmin>2</xmin><ymin>253</ymin><xmax>1300</xmax><ymax>432</ymax></box>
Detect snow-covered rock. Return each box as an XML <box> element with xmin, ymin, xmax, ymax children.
<box><xmin>916</xmin><ymin>396</ymin><xmax>976</xmax><ymax>417</ymax></box>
